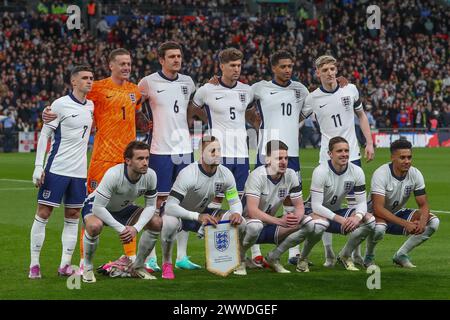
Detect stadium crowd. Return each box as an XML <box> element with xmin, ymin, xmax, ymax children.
<box><xmin>0</xmin><ymin>0</ymin><xmax>449</xmax><ymax>141</ymax></box>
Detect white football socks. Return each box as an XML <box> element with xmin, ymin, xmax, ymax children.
<box><xmin>83</xmin><ymin>231</ymin><xmax>99</xmax><ymax>271</ymax></box>
<box><xmin>340</xmin><ymin>218</ymin><xmax>375</xmax><ymax>258</ymax></box>
<box><xmin>60</xmin><ymin>217</ymin><xmax>79</xmax><ymax>268</ymax></box>
<box><xmin>30</xmin><ymin>214</ymin><xmax>48</xmax><ymax>267</ymax></box>
<box><xmin>176</xmin><ymin>230</ymin><xmax>189</xmax><ymax>261</ymax></box>
<box><xmin>135</xmin><ymin>230</ymin><xmax>160</xmax><ymax>268</ymax></box>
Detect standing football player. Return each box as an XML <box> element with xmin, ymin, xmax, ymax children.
<box><xmin>29</xmin><ymin>65</ymin><xmax>94</xmax><ymax>279</ymax></box>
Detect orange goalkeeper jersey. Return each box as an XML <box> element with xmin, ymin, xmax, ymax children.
<box><xmin>88</xmin><ymin>77</ymin><xmax>142</xmax><ymax>163</ymax></box>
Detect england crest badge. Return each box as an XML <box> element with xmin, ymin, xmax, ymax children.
<box><xmin>341</xmin><ymin>96</ymin><xmax>351</xmax><ymax>111</ymax></box>
<box><xmin>214</xmin><ymin>230</ymin><xmax>229</xmax><ymax>252</ymax></box>
<box><xmin>344</xmin><ymin>181</ymin><xmax>354</xmax><ymax>193</ymax></box>
<box><xmin>42</xmin><ymin>189</ymin><xmax>51</xmax><ymax>199</ymax></box>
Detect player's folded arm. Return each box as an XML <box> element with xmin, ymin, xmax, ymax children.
<box><xmin>92</xmin><ymin>199</ymin><xmax>126</xmax><ymax>234</ymax></box>
<box><xmin>245</xmin><ymin>195</ymin><xmax>279</xmax><ymax>225</ymax></box>
<box><xmin>371</xmin><ymin>193</ymin><xmax>403</xmax><ymax>225</ymax></box>
<box><xmin>133</xmin><ymin>190</ymin><xmax>158</xmax><ymax>233</ymax></box>
<box><xmin>310</xmin><ymin>189</ymin><xmax>336</xmax><ymax>220</ymax></box>
<box><xmin>165</xmin><ymin>190</ymin><xmax>199</xmax><ymax>221</ymax></box>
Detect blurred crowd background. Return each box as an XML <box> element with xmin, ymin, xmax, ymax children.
<box><xmin>0</xmin><ymin>0</ymin><xmax>449</xmax><ymax>151</ymax></box>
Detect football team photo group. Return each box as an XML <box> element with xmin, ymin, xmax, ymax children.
<box><xmin>1</xmin><ymin>0</ymin><xmax>449</xmax><ymax>302</ymax></box>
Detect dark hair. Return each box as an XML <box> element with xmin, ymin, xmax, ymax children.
<box><xmin>390</xmin><ymin>138</ymin><xmax>412</xmax><ymax>154</ymax></box>
<box><xmin>200</xmin><ymin>135</ymin><xmax>218</xmax><ymax>149</ymax></box>
<box><xmin>123</xmin><ymin>141</ymin><xmax>150</xmax><ymax>160</ymax></box>
<box><xmin>270</xmin><ymin>50</ymin><xmax>294</xmax><ymax>67</ymax></box>
<box><xmin>328</xmin><ymin>136</ymin><xmax>348</xmax><ymax>151</ymax></box>
<box><xmin>157</xmin><ymin>41</ymin><xmax>183</xmax><ymax>58</ymax></box>
<box><xmin>218</xmin><ymin>48</ymin><xmax>243</xmax><ymax>64</ymax></box>
<box><xmin>266</xmin><ymin>140</ymin><xmax>288</xmax><ymax>156</ymax></box>
<box><xmin>108</xmin><ymin>48</ymin><xmax>131</xmax><ymax>63</ymax></box>
<box><xmin>70</xmin><ymin>65</ymin><xmax>93</xmax><ymax>77</ymax></box>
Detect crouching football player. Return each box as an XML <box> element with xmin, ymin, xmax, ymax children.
<box><xmin>160</xmin><ymin>136</ymin><xmax>246</xmax><ymax>279</ymax></box>
<box><xmin>364</xmin><ymin>139</ymin><xmax>439</xmax><ymax>268</ymax></box>
<box><xmin>81</xmin><ymin>141</ymin><xmax>161</xmax><ymax>283</ymax></box>
<box><xmin>299</xmin><ymin>137</ymin><xmax>375</xmax><ymax>271</ymax></box>
<box><xmin>239</xmin><ymin>140</ymin><xmax>318</xmax><ymax>274</ymax></box>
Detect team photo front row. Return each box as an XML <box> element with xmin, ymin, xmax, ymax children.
<box><xmin>30</xmin><ymin>135</ymin><xmax>439</xmax><ymax>282</ymax></box>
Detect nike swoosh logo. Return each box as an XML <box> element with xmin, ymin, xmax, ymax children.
<box><xmin>71</xmin><ymin>114</ymin><xmax>79</xmax><ymax>118</ymax></box>
<box><xmin>319</xmin><ymin>104</ymin><xmax>327</xmax><ymax>108</ymax></box>
<box><xmin>270</xmin><ymin>92</ymin><xmax>278</xmax><ymax>95</ymax></box>
<box><xmin>106</xmin><ymin>95</ymin><xmax>114</xmax><ymax>98</ymax></box>
<box><xmin>194</xmin><ymin>188</ymin><xmax>202</xmax><ymax>192</ymax></box>
<box><xmin>261</xmin><ymin>193</ymin><xmax>268</xmax><ymax>196</ymax></box>
<box><xmin>215</xmin><ymin>96</ymin><xmax>224</xmax><ymax>100</ymax></box>
<box><xmin>157</xmin><ymin>90</ymin><xmax>165</xmax><ymax>93</ymax></box>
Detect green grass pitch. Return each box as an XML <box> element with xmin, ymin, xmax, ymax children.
<box><xmin>0</xmin><ymin>148</ymin><xmax>449</xmax><ymax>300</ymax></box>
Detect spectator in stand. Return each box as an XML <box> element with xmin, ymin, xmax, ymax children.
<box><xmin>1</xmin><ymin>111</ymin><xmax>16</xmax><ymax>152</ymax></box>
<box><xmin>429</xmin><ymin>116</ymin><xmax>438</xmax><ymax>133</ymax></box>
<box><xmin>397</xmin><ymin>109</ymin><xmax>410</xmax><ymax>128</ymax></box>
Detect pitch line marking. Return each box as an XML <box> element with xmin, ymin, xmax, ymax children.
<box><xmin>0</xmin><ymin>178</ymin><xmax>31</xmax><ymax>183</ymax></box>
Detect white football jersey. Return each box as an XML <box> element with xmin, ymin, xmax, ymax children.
<box><xmin>139</xmin><ymin>71</ymin><xmax>196</xmax><ymax>155</ymax></box>
<box><xmin>370</xmin><ymin>163</ymin><xmax>426</xmax><ymax>213</ymax></box>
<box><xmin>89</xmin><ymin>163</ymin><xmax>157</xmax><ymax>213</ymax></box>
<box><xmin>302</xmin><ymin>84</ymin><xmax>362</xmax><ymax>163</ymax></box>
<box><xmin>170</xmin><ymin>162</ymin><xmax>237</xmax><ymax>213</ymax></box>
<box><xmin>252</xmin><ymin>80</ymin><xmax>309</xmax><ymax>157</ymax></box>
<box><xmin>310</xmin><ymin>161</ymin><xmax>366</xmax><ymax>211</ymax></box>
<box><xmin>193</xmin><ymin>80</ymin><xmax>254</xmax><ymax>158</ymax></box>
<box><xmin>243</xmin><ymin>165</ymin><xmax>302</xmax><ymax>217</ymax></box>
<box><xmin>44</xmin><ymin>94</ymin><xmax>94</xmax><ymax>178</ymax></box>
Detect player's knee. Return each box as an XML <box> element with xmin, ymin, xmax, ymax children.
<box><xmin>245</xmin><ymin>220</ymin><xmax>263</xmax><ymax>238</ymax></box>
<box><xmin>149</xmin><ymin>214</ymin><xmax>163</xmax><ymax>232</ymax></box>
<box><xmin>427</xmin><ymin>216</ymin><xmax>440</xmax><ymax>234</ymax></box>
<box><xmin>64</xmin><ymin>208</ymin><xmax>81</xmax><ymax>219</ymax></box>
<box><xmin>362</xmin><ymin>215</ymin><xmax>376</xmax><ymax>231</ymax></box>
<box><xmin>161</xmin><ymin>215</ymin><xmax>179</xmax><ymax>240</ymax></box>
<box><xmin>86</xmin><ymin>220</ymin><xmax>103</xmax><ymax>236</ymax></box>
<box><xmin>373</xmin><ymin>223</ymin><xmax>387</xmax><ymax>242</ymax></box>
<box><xmin>37</xmin><ymin>204</ymin><xmax>53</xmax><ymax>220</ymax></box>
<box><xmin>313</xmin><ymin>219</ymin><xmax>329</xmax><ymax>236</ymax></box>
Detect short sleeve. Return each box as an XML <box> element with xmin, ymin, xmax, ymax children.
<box><xmin>95</xmin><ymin>167</ymin><xmax>117</xmax><ymax>201</ymax></box>
<box><xmin>144</xmin><ymin>170</ymin><xmax>158</xmax><ymax>199</ymax></box>
<box><xmin>288</xmin><ymin>170</ymin><xmax>302</xmax><ymax>199</ymax></box>
<box><xmin>354</xmin><ymin>166</ymin><xmax>366</xmax><ymax>192</ymax></box>
<box><xmin>45</xmin><ymin>100</ymin><xmax>61</xmax><ymax>129</ymax></box>
<box><xmin>189</xmin><ymin>77</ymin><xmax>196</xmax><ymax>94</ymax></box>
<box><xmin>246</xmin><ymin>87</ymin><xmax>255</xmax><ymax>109</ymax></box>
<box><xmin>170</xmin><ymin>166</ymin><xmax>192</xmax><ymax>201</ymax></box>
<box><xmin>310</xmin><ymin>166</ymin><xmax>326</xmax><ymax>194</ymax></box>
<box><xmin>301</xmin><ymin>94</ymin><xmax>314</xmax><ymax>119</ymax></box>
<box><xmin>192</xmin><ymin>85</ymin><xmax>206</xmax><ymax>108</ymax></box>
<box><xmin>244</xmin><ymin>171</ymin><xmax>262</xmax><ymax>198</ymax></box>
<box><xmin>352</xmin><ymin>84</ymin><xmax>362</xmax><ymax>111</ymax></box>
<box><xmin>413</xmin><ymin>168</ymin><xmax>426</xmax><ymax>194</ymax></box>
<box><xmin>370</xmin><ymin>167</ymin><xmax>386</xmax><ymax>197</ymax></box>
<box><xmin>251</xmin><ymin>83</ymin><xmax>260</xmax><ymax>100</ymax></box>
